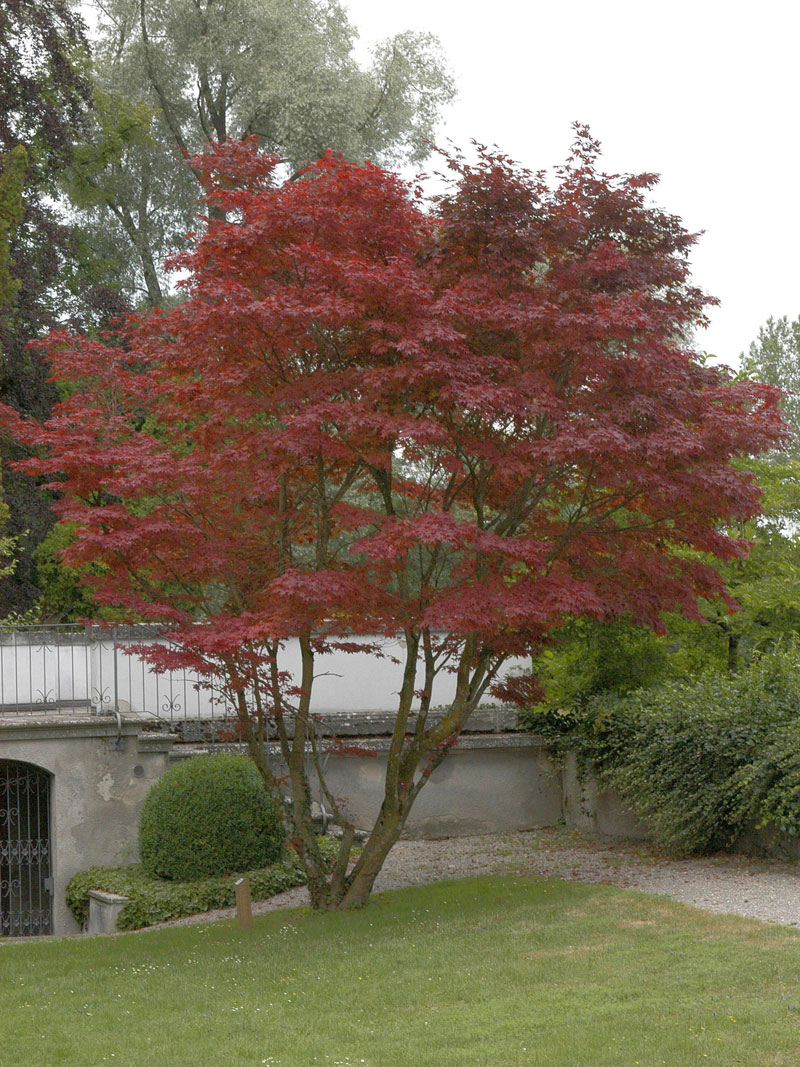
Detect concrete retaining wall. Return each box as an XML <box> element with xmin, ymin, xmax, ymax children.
<box><xmin>2</xmin><ymin>717</ymin><xmax>567</xmax><ymax>935</ymax></box>
<box><xmin>327</xmin><ymin>736</ymin><xmax>563</xmax><ymax>839</ymax></box>
<box><xmin>0</xmin><ymin>714</ymin><xmax>794</xmax><ymax>937</ymax></box>
<box><xmin>177</xmin><ymin>734</ymin><xmax>564</xmax><ymax>840</ymax></box>
<box><xmin>561</xmin><ymin>752</ymin><xmax>648</xmax><ymax>840</ymax></box>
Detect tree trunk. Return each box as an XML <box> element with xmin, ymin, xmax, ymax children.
<box><xmin>288</xmin><ymin>755</ymin><xmax>335</xmax><ymax>908</ymax></box>
<box><xmin>334</xmin><ymin>804</ymin><xmax>405</xmax><ymax>909</ymax></box>
<box><xmin>725</xmin><ymin>627</ymin><xmax>740</xmax><ymax>673</ymax></box>
<box><xmin>138</xmin><ymin>240</ymin><xmax>164</xmax><ymax>307</ymax></box>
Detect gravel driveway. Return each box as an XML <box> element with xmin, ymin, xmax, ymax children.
<box><xmin>156</xmin><ymin>826</ymin><xmax>800</xmax><ymax>930</ymax></box>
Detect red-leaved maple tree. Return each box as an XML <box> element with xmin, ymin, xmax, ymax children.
<box><xmin>4</xmin><ymin>130</ymin><xmax>786</xmax><ymax>907</ymax></box>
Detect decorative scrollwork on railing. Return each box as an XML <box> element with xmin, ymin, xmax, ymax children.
<box><xmin>0</xmin><ymin>773</ymin><xmax>23</xmax><ymax>797</ymax></box>
<box><xmin>161</xmin><ymin>695</ymin><xmax>183</xmax><ymax>717</ymax></box>
<box><xmin>91</xmin><ymin>687</ymin><xmax>111</xmax><ymax>712</ymax></box>
<box><xmin>33</xmin><ymin>631</ymin><xmax>56</xmax><ymax>654</ymax></box>
<box><xmin>34</xmin><ymin>689</ymin><xmax>56</xmax><ymax>706</ymax></box>
<box><xmin>1</xmin><ymin>907</ymin><xmax>51</xmax><ymax>937</ymax></box>
<box><xmin>3</xmin><ymin>839</ymin><xmax>49</xmax><ymax>863</ymax></box>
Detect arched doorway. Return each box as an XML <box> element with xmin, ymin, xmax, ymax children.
<box><xmin>0</xmin><ymin>760</ymin><xmax>52</xmax><ymax>936</ymax></box>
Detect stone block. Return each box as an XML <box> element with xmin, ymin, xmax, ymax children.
<box><xmin>87</xmin><ymin>890</ymin><xmax>129</xmax><ymax>935</ymax></box>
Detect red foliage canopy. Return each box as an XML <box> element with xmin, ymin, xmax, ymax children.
<box><xmin>5</xmin><ymin>132</ymin><xmax>788</xmax><ymax>907</ymax></box>
<box><xmin>5</xmin><ymin>133</ymin><xmax>786</xmax><ymax>669</ymax></box>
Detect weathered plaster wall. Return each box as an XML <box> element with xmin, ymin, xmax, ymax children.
<box><xmin>1</xmin><ymin>721</ymin><xmax>563</xmax><ymax>936</ymax></box>
<box><xmin>2</xmin><ymin>717</ymin><xmax>793</xmax><ymax>940</ymax></box>
<box><xmin>561</xmin><ymin>752</ymin><xmax>648</xmax><ymax>840</ymax></box>
<box><xmin>307</xmin><ymin>736</ymin><xmax>561</xmax><ymax>839</ymax></box>
<box><xmin>0</xmin><ymin>717</ymin><xmax>174</xmax><ymax>935</ymax></box>
<box><xmin>179</xmin><ymin>734</ymin><xmax>563</xmax><ymax>839</ymax></box>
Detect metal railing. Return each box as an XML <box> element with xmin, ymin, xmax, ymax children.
<box><xmin>0</xmin><ymin>624</ymin><xmax>232</xmax><ymax>722</ymax></box>
<box><xmin>0</xmin><ymin>624</ymin><xmax>528</xmax><ymax>729</ymax></box>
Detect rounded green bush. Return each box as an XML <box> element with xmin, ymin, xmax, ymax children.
<box><xmin>138</xmin><ymin>754</ymin><xmax>285</xmax><ymax>880</ymax></box>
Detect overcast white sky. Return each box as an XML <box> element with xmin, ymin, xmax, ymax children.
<box><xmin>344</xmin><ymin>0</ymin><xmax>800</xmax><ymax>368</ymax></box>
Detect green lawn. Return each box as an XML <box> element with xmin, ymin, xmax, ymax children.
<box><xmin>2</xmin><ymin>876</ymin><xmax>799</xmax><ymax>1066</ymax></box>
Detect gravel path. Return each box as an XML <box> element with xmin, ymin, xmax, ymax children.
<box><xmin>155</xmin><ymin>826</ymin><xmax>800</xmax><ymax>930</ymax></box>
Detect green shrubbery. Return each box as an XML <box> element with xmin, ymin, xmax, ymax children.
<box><xmin>524</xmin><ymin>648</ymin><xmax>800</xmax><ymax>854</ymax></box>
<box><xmin>70</xmin><ymin>751</ymin><xmax>339</xmax><ymax>931</ymax></box>
<box><xmin>138</xmin><ymin>754</ymin><xmax>285</xmax><ymax>880</ymax></box>
<box><xmin>67</xmin><ymin>839</ymin><xmax>340</xmax><ymax>930</ymax></box>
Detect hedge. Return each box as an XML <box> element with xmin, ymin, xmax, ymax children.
<box><xmin>523</xmin><ymin>647</ymin><xmax>800</xmax><ymax>855</ymax></box>
<box><xmin>67</xmin><ymin>838</ymin><xmax>340</xmax><ymax>931</ymax></box>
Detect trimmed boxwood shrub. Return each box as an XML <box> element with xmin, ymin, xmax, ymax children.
<box><xmin>67</xmin><ymin>839</ymin><xmax>340</xmax><ymax>931</ymax></box>
<box><xmin>139</xmin><ymin>754</ymin><xmax>285</xmax><ymax>880</ymax></box>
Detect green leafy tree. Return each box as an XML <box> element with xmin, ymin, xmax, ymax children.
<box><xmin>704</xmin><ymin>314</ymin><xmax>800</xmax><ymax>668</ymax></box>
<box><xmin>0</xmin><ymin>0</ymin><xmax>132</xmax><ymax>615</ymax></box>
<box><xmin>64</xmin><ymin>88</ymin><xmax>193</xmax><ymax>307</ymax></box>
<box><xmin>535</xmin><ymin>462</ymin><xmax>800</xmax><ymax>694</ymax></box>
<box><xmin>0</xmin><ymin>473</ymin><xmax>19</xmax><ymax>583</ymax></box>
<box><xmin>531</xmin><ymin>605</ymin><xmax>729</xmax><ymax>709</ymax></box>
<box><xmin>75</xmin><ymin>0</ymin><xmax>455</xmax><ymax>305</ymax></box>
<box><xmin>33</xmin><ymin>522</ymin><xmax>98</xmax><ymax>621</ymax></box>
<box><xmin>64</xmin><ymin>87</ymin><xmax>199</xmax><ymax>306</ymax></box>
<box><xmin>742</xmin><ymin>315</ymin><xmax>800</xmax><ymax>453</ymax></box>
<box><xmin>697</xmin><ymin>453</ymin><xmax>800</xmax><ymax>671</ymax></box>
<box><xmin>532</xmin><ymin>617</ymin><xmax>669</xmax><ymax>707</ymax></box>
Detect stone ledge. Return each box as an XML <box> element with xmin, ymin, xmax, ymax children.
<box><xmin>0</xmin><ymin>715</ymin><xmax>141</xmax><ymax>742</ymax></box>
<box><xmin>136</xmin><ymin>733</ymin><xmax>177</xmax><ymax>755</ymax></box>
<box><xmin>145</xmin><ymin>706</ymin><xmax>524</xmax><ymax>744</ymax></box>
<box><xmin>171</xmin><ymin>732</ymin><xmax>548</xmax><ymax>760</ymax></box>
<box><xmin>88</xmin><ymin>889</ymin><xmax>128</xmax><ymax>904</ymax></box>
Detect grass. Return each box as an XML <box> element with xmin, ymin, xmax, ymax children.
<box><xmin>3</xmin><ymin>875</ymin><xmax>800</xmax><ymax>1066</ymax></box>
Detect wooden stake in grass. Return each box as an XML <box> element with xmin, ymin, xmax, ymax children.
<box><xmin>235</xmin><ymin>877</ymin><xmax>252</xmax><ymax>929</ymax></box>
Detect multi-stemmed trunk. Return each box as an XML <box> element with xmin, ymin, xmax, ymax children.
<box><xmin>242</xmin><ymin>632</ymin><xmax>494</xmax><ymax>910</ymax></box>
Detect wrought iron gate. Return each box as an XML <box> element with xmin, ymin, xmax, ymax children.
<box><xmin>0</xmin><ymin>761</ymin><xmax>52</xmax><ymax>936</ymax></box>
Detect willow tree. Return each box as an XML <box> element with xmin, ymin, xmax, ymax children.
<box><xmin>69</xmin><ymin>0</ymin><xmax>455</xmax><ymax>305</ymax></box>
